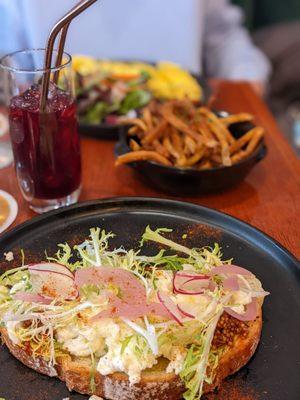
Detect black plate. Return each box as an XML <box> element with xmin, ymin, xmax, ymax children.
<box><xmin>78</xmin><ymin>74</ymin><xmax>210</xmax><ymax>141</ymax></box>
<box><xmin>0</xmin><ymin>198</ymin><xmax>299</xmax><ymax>400</ymax></box>
<box><xmin>115</xmin><ymin>114</ymin><xmax>267</xmax><ymax>195</ymax></box>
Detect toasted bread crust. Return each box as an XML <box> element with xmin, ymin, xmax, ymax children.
<box><xmin>1</xmin><ymin>308</ymin><xmax>262</xmax><ymax>400</ymax></box>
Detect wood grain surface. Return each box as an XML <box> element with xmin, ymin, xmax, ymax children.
<box><xmin>0</xmin><ymin>81</ymin><xmax>299</xmax><ymax>258</ymax></box>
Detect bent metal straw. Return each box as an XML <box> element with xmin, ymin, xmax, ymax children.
<box><xmin>40</xmin><ymin>0</ymin><xmax>98</xmax><ymax>111</ymax></box>
<box><xmin>52</xmin><ymin>21</ymin><xmax>71</xmax><ymax>84</ymax></box>
<box><xmin>53</xmin><ymin>0</ymin><xmax>87</xmax><ymax>83</ymax></box>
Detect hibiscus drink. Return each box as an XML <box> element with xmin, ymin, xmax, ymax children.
<box><xmin>9</xmin><ymin>84</ymin><xmax>81</xmax><ymax>201</ymax></box>
<box><xmin>1</xmin><ymin>49</ymin><xmax>81</xmax><ymax>213</ymax></box>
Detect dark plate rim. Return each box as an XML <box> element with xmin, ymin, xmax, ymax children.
<box><xmin>0</xmin><ymin>197</ymin><xmax>298</xmax><ymax>268</ymax></box>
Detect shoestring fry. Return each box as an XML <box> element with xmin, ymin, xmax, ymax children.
<box><xmin>116</xmin><ymin>100</ymin><xmax>264</xmax><ymax>169</ymax></box>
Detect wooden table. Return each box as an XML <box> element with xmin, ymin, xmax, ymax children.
<box><xmin>1</xmin><ymin>81</ymin><xmax>299</xmax><ymax>258</ymax></box>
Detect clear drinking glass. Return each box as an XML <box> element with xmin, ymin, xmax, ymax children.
<box><xmin>0</xmin><ymin>49</ymin><xmax>81</xmax><ymax>213</ymax></box>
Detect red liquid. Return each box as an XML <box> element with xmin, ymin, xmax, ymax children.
<box><xmin>9</xmin><ymin>85</ymin><xmax>81</xmax><ymax>199</ymax></box>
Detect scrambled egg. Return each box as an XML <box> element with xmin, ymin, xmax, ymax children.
<box><xmin>98</xmin><ymin>60</ymin><xmax>156</xmax><ymax>80</ymax></box>
<box><xmin>55</xmin><ymin>318</ymin><xmax>158</xmax><ymax>384</ymax></box>
<box><xmin>147</xmin><ymin>62</ymin><xmax>202</xmax><ymax>101</ymax></box>
<box><xmin>56</xmin><ymin>322</ymin><xmax>106</xmax><ymax>358</ymax></box>
<box><xmin>165</xmin><ymin>346</ymin><xmax>187</xmax><ymax>374</ymax></box>
<box><xmin>72</xmin><ymin>55</ymin><xmax>99</xmax><ymax>75</ymax></box>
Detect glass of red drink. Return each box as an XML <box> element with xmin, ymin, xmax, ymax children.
<box><xmin>0</xmin><ymin>49</ymin><xmax>81</xmax><ymax>213</ymax></box>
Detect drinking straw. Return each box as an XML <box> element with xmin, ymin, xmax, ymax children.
<box><xmin>53</xmin><ymin>0</ymin><xmax>87</xmax><ymax>83</ymax></box>
<box><xmin>40</xmin><ymin>0</ymin><xmax>98</xmax><ymax>111</ymax></box>
<box><xmin>52</xmin><ymin>22</ymin><xmax>70</xmax><ymax>84</ymax></box>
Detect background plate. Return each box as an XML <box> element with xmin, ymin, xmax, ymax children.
<box><xmin>78</xmin><ymin>74</ymin><xmax>210</xmax><ymax>141</ymax></box>
<box><xmin>0</xmin><ymin>197</ymin><xmax>299</xmax><ymax>400</ymax></box>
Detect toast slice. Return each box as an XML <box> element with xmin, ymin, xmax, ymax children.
<box><xmin>1</xmin><ymin>308</ymin><xmax>262</xmax><ymax>400</ymax></box>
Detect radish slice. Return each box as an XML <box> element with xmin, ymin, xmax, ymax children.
<box><xmin>13</xmin><ymin>292</ymin><xmax>52</xmax><ymax>304</ymax></box>
<box><xmin>211</xmin><ymin>265</ymin><xmax>253</xmax><ymax>276</ymax></box>
<box><xmin>225</xmin><ymin>298</ymin><xmax>258</xmax><ymax>321</ymax></box>
<box><xmin>173</xmin><ymin>271</ymin><xmax>210</xmax><ymax>295</ymax></box>
<box><xmin>177</xmin><ymin>304</ymin><xmax>196</xmax><ymax>319</ymax></box>
<box><xmin>28</xmin><ymin>263</ymin><xmax>74</xmax><ymax>279</ymax></box>
<box><xmin>29</xmin><ymin>269</ymin><xmax>78</xmax><ymax>300</ymax></box>
<box><xmin>223</xmin><ymin>276</ymin><xmax>239</xmax><ymax>291</ymax></box>
<box><xmin>182</xmin><ymin>277</ymin><xmax>209</xmax><ymax>290</ymax></box>
<box><xmin>157</xmin><ymin>291</ymin><xmax>183</xmax><ymax>325</ymax></box>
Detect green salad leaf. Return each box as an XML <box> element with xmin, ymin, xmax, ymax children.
<box><xmin>81</xmin><ymin>102</ymin><xmax>109</xmax><ymax>124</ymax></box>
<box><xmin>119</xmin><ymin>90</ymin><xmax>151</xmax><ymax>115</ymax></box>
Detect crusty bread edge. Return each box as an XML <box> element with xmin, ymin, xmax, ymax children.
<box><xmin>1</xmin><ymin>307</ymin><xmax>262</xmax><ymax>400</ymax></box>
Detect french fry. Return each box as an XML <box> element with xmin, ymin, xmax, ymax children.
<box><xmin>142</xmin><ymin>108</ymin><xmax>153</xmax><ymax>130</ymax></box>
<box><xmin>231</xmin><ymin>128</ymin><xmax>264</xmax><ymax>163</ymax></box>
<box><xmin>197</xmin><ymin>120</ymin><xmax>218</xmax><ymax>148</ymax></box>
<box><xmin>117</xmin><ymin>100</ymin><xmax>264</xmax><ymax>171</ymax></box>
<box><xmin>161</xmin><ymin>104</ymin><xmax>203</xmax><ymax>143</ymax></box>
<box><xmin>221</xmin><ymin>113</ymin><xmax>254</xmax><ymax>126</ymax></box>
<box><xmin>142</xmin><ymin>120</ymin><xmax>168</xmax><ymax>145</ymax></box>
<box><xmin>163</xmin><ymin>136</ymin><xmax>180</xmax><ymax>160</ymax></box>
<box><xmin>231</xmin><ymin>150</ymin><xmax>247</xmax><ymax>164</ymax></box>
<box><xmin>184</xmin><ymin>146</ymin><xmax>205</xmax><ymax>167</ymax></box>
<box><xmin>199</xmin><ymin>107</ymin><xmax>235</xmax><ymax>145</ymax></box>
<box><xmin>153</xmin><ymin>139</ymin><xmax>170</xmax><ymax>158</ymax></box>
<box><xmin>170</xmin><ymin>127</ymin><xmax>187</xmax><ymax>165</ymax></box>
<box><xmin>184</xmin><ymin>136</ymin><xmax>197</xmax><ymax>155</ymax></box>
<box><xmin>206</xmin><ymin>120</ymin><xmax>231</xmax><ymax>166</ymax></box>
<box><xmin>170</xmin><ymin>127</ymin><xmax>183</xmax><ymax>153</ymax></box>
<box><xmin>128</xmin><ymin>125</ymin><xmax>139</xmax><ymax>136</ymax></box>
<box><xmin>121</xmin><ymin>118</ymin><xmax>147</xmax><ymax>132</ymax></box>
<box><xmin>129</xmin><ymin>139</ymin><xmax>141</xmax><ymax>151</ymax></box>
<box><xmin>245</xmin><ymin>127</ymin><xmax>264</xmax><ymax>154</ymax></box>
<box><xmin>211</xmin><ymin>153</ymin><xmax>222</xmax><ymax>165</ymax></box>
<box><xmin>229</xmin><ymin>127</ymin><xmax>264</xmax><ymax>155</ymax></box>
<box><xmin>115</xmin><ymin>150</ymin><xmax>172</xmax><ymax>166</ymax></box>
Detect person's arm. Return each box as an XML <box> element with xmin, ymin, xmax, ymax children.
<box><xmin>203</xmin><ymin>0</ymin><xmax>271</xmax><ymax>93</ymax></box>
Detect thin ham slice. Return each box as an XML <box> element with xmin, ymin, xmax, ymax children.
<box><xmin>14</xmin><ymin>292</ymin><xmax>52</xmax><ymax>305</ymax></box>
<box><xmin>211</xmin><ymin>265</ymin><xmax>253</xmax><ymax>276</ymax></box>
<box><xmin>225</xmin><ymin>298</ymin><xmax>258</xmax><ymax>321</ymax></box>
<box><xmin>75</xmin><ymin>266</ymin><xmax>145</xmax><ymax>295</ymax></box>
<box><xmin>92</xmin><ymin>298</ymin><xmax>169</xmax><ymax>320</ymax></box>
<box><xmin>76</xmin><ymin>267</ymin><xmax>170</xmax><ymax>320</ymax></box>
<box><xmin>223</xmin><ymin>275</ymin><xmax>240</xmax><ymax>291</ymax></box>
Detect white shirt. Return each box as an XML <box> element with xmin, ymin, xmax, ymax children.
<box><xmin>0</xmin><ymin>0</ymin><xmax>271</xmax><ymax>81</ymax></box>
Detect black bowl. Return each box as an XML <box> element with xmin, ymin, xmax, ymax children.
<box><xmin>115</xmin><ymin>113</ymin><xmax>267</xmax><ymax>195</ymax></box>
